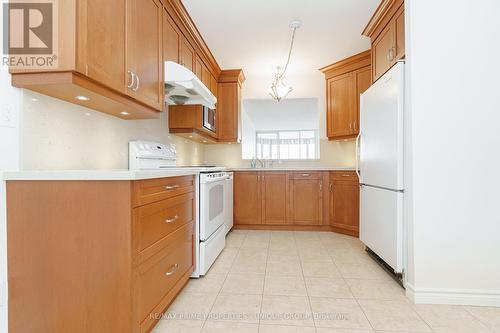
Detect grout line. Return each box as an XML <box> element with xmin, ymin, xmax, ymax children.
<box><xmin>463</xmin><ymin>307</ymin><xmax>496</xmax><ymax>333</ymax></box>
<box><xmin>297</xmin><ymin>231</ymin><xmax>319</xmax><ymax>333</ymax></box>
<box><xmin>257</xmin><ymin>231</ymin><xmax>271</xmax><ymax>332</ymax></box>
<box><xmin>199</xmin><ymin>230</ymin><xmax>246</xmax><ymax>332</ymax></box>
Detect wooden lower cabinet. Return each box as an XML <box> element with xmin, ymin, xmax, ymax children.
<box><xmin>261</xmin><ymin>172</ymin><xmax>288</xmax><ymax>225</ymax></box>
<box><xmin>234</xmin><ymin>172</ymin><xmax>262</xmax><ymax>224</ymax></box>
<box><xmin>329</xmin><ymin>171</ymin><xmax>360</xmax><ymax>236</ymax></box>
<box><xmin>234</xmin><ymin>170</ymin><xmax>357</xmax><ymax>233</ymax></box>
<box><xmin>289</xmin><ymin>173</ymin><xmax>323</xmax><ymax>225</ymax></box>
<box><xmin>6</xmin><ymin>175</ymin><xmax>196</xmax><ymax>333</ymax></box>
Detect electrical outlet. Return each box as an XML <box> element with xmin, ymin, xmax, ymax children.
<box><xmin>0</xmin><ymin>103</ymin><xmax>17</xmax><ymax>128</ymax></box>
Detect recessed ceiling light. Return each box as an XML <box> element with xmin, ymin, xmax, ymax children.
<box><xmin>189</xmin><ymin>135</ymin><xmax>193</xmax><ymax>138</ymax></box>
<box><xmin>75</xmin><ymin>95</ymin><xmax>90</xmax><ymax>101</ymax></box>
<box><xmin>203</xmin><ymin>140</ymin><xmax>207</xmax><ymax>143</ymax></box>
<box><xmin>120</xmin><ymin>111</ymin><xmax>130</xmax><ymax>116</ymax></box>
<box><xmin>84</xmin><ymin>113</ymin><xmax>91</xmax><ymax>116</ymax></box>
<box><xmin>31</xmin><ymin>98</ymin><xmax>38</xmax><ymax>102</ymax></box>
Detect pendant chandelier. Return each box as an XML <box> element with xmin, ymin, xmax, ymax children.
<box><xmin>269</xmin><ymin>20</ymin><xmax>301</xmax><ymax>102</ymax></box>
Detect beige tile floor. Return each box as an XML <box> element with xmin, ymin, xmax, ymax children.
<box><xmin>152</xmin><ymin>230</ymin><xmax>500</xmax><ymax>333</ymax></box>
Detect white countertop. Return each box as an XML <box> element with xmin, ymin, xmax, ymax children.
<box><xmin>1</xmin><ymin>169</ymin><xmax>199</xmax><ymax>181</ymax></box>
<box><xmin>229</xmin><ymin>166</ymin><xmax>356</xmax><ymax>172</ymax></box>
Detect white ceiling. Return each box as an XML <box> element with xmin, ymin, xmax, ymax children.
<box><xmin>182</xmin><ymin>0</ymin><xmax>380</xmax><ymax>100</ymax></box>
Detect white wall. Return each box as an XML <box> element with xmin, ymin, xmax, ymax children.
<box><xmin>22</xmin><ymin>91</ymin><xmax>205</xmax><ymax>170</ymax></box>
<box><xmin>405</xmin><ymin>0</ymin><xmax>500</xmax><ymax>305</ymax></box>
<box><xmin>0</xmin><ymin>65</ymin><xmax>22</xmax><ymax>333</ymax></box>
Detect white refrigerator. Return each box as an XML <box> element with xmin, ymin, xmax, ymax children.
<box><xmin>358</xmin><ymin>62</ymin><xmax>405</xmax><ymax>273</ymax></box>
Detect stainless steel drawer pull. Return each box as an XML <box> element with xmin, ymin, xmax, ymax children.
<box><xmin>301</xmin><ymin>173</ymin><xmax>310</xmax><ymax>177</ymax></box>
<box><xmin>165</xmin><ymin>264</ymin><xmax>179</xmax><ymax>276</ymax></box>
<box><xmin>165</xmin><ymin>215</ymin><xmax>179</xmax><ymax>224</ymax></box>
<box><xmin>165</xmin><ymin>185</ymin><xmax>180</xmax><ymax>190</ymax></box>
<box><xmin>341</xmin><ymin>174</ymin><xmax>351</xmax><ymax>177</ymax></box>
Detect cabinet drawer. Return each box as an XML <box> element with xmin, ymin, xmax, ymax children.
<box><xmin>136</xmin><ymin>222</ymin><xmax>194</xmax><ymax>323</ymax></box>
<box><xmin>133</xmin><ymin>175</ymin><xmax>196</xmax><ymax>207</ymax></box>
<box><xmin>330</xmin><ymin>171</ymin><xmax>358</xmax><ymax>181</ymax></box>
<box><xmin>133</xmin><ymin>192</ymin><xmax>195</xmax><ymax>263</ymax></box>
<box><xmin>290</xmin><ymin>172</ymin><xmax>322</xmax><ymax>180</ymax></box>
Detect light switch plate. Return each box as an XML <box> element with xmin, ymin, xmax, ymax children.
<box><xmin>0</xmin><ymin>103</ymin><xmax>17</xmax><ymax>128</ymax></box>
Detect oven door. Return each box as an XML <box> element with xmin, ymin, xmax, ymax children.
<box><xmin>199</xmin><ymin>176</ymin><xmax>227</xmax><ymax>241</ymax></box>
<box><xmin>203</xmin><ymin>106</ymin><xmax>216</xmax><ymax>133</ymax></box>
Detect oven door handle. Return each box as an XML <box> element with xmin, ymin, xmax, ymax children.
<box><xmin>202</xmin><ymin>175</ymin><xmax>230</xmax><ymax>183</ymax></box>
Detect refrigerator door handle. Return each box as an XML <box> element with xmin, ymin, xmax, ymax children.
<box><xmin>355</xmin><ymin>131</ymin><xmax>361</xmax><ymax>180</ymax></box>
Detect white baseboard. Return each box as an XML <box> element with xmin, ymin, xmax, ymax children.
<box><xmin>405</xmin><ymin>283</ymin><xmax>500</xmax><ymax>307</ymax></box>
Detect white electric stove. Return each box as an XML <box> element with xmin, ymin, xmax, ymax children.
<box><xmin>129</xmin><ymin>140</ymin><xmax>233</xmax><ymax>277</ymax></box>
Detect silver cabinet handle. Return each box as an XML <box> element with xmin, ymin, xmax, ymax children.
<box><xmin>165</xmin><ymin>185</ymin><xmax>180</xmax><ymax>190</ymax></box>
<box><xmin>387</xmin><ymin>47</ymin><xmax>396</xmax><ymax>62</ymax></box>
<box><xmin>329</xmin><ymin>182</ymin><xmax>333</xmax><ymax>192</ymax></box>
<box><xmin>301</xmin><ymin>173</ymin><xmax>310</xmax><ymax>177</ymax></box>
<box><xmin>257</xmin><ymin>175</ymin><xmax>260</xmax><ymax>181</ymax></box>
<box><xmin>165</xmin><ymin>264</ymin><xmax>179</xmax><ymax>276</ymax></box>
<box><xmin>319</xmin><ymin>182</ymin><xmax>323</xmax><ymax>192</ymax></box>
<box><xmin>133</xmin><ymin>73</ymin><xmax>140</xmax><ymax>91</ymax></box>
<box><xmin>127</xmin><ymin>70</ymin><xmax>135</xmax><ymax>89</ymax></box>
<box><xmin>165</xmin><ymin>215</ymin><xmax>179</xmax><ymax>224</ymax></box>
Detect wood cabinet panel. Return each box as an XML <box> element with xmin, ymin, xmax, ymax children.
<box><xmin>180</xmin><ymin>37</ymin><xmax>195</xmax><ymax>71</ymax></box>
<box><xmin>210</xmin><ymin>75</ymin><xmax>218</xmax><ymax>97</ymax></box>
<box><xmin>163</xmin><ymin>10</ymin><xmax>180</xmax><ymax>63</ymax></box>
<box><xmin>261</xmin><ymin>172</ymin><xmax>288</xmax><ymax>225</ymax></box>
<box><xmin>395</xmin><ymin>6</ymin><xmax>405</xmax><ymax>59</ymax></box>
<box><xmin>77</xmin><ymin>0</ymin><xmax>126</xmax><ymax>94</ymax></box>
<box><xmin>327</xmin><ymin>73</ymin><xmax>355</xmax><ymax>138</ymax></box>
<box><xmin>195</xmin><ymin>57</ymin><xmax>203</xmax><ymax>79</ymax></box>
<box><xmin>133</xmin><ymin>175</ymin><xmax>196</xmax><ymax>207</ymax></box>
<box><xmin>372</xmin><ymin>23</ymin><xmax>395</xmax><ymax>82</ymax></box>
<box><xmin>330</xmin><ymin>172</ymin><xmax>360</xmax><ymax>236</ymax></box>
<box><xmin>135</xmin><ymin>222</ymin><xmax>193</xmax><ymax>323</ymax></box>
<box><xmin>217</xmin><ymin>82</ymin><xmax>239</xmax><ymax>142</ymax></box>
<box><xmin>127</xmin><ymin>0</ymin><xmax>163</xmax><ymax>110</ymax></box>
<box><xmin>290</xmin><ymin>178</ymin><xmax>323</xmax><ymax>225</ymax></box>
<box><xmin>234</xmin><ymin>172</ymin><xmax>261</xmax><ymax>225</ymax></box>
<box><xmin>202</xmin><ymin>64</ymin><xmax>211</xmax><ymax>88</ymax></box>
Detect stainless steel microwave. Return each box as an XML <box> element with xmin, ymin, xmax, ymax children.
<box><xmin>203</xmin><ymin>106</ymin><xmax>216</xmax><ymax>133</ymax></box>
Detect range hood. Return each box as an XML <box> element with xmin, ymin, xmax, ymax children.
<box><xmin>164</xmin><ymin>61</ymin><xmax>217</xmax><ymax>109</ymax></box>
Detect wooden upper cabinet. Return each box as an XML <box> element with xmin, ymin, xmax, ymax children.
<box><xmin>363</xmin><ymin>0</ymin><xmax>405</xmax><ymax>82</ymax></box>
<box><xmin>289</xmin><ymin>178</ymin><xmax>323</xmax><ymax>225</ymax></box>
<box><xmin>195</xmin><ymin>57</ymin><xmax>203</xmax><ymax>79</ymax></box>
<box><xmin>234</xmin><ymin>172</ymin><xmax>261</xmax><ymax>225</ymax></box>
<box><xmin>126</xmin><ymin>0</ymin><xmax>163</xmax><ymax>111</ymax></box>
<box><xmin>327</xmin><ymin>73</ymin><xmax>355</xmax><ymax>138</ymax></box>
<box><xmin>163</xmin><ymin>10</ymin><xmax>180</xmax><ymax>64</ymax></box>
<box><xmin>330</xmin><ymin>171</ymin><xmax>360</xmax><ymax>237</ymax></box>
<box><xmin>372</xmin><ymin>24</ymin><xmax>395</xmax><ymax>82</ymax></box>
<box><xmin>202</xmin><ymin>64</ymin><xmax>211</xmax><ymax>89</ymax></box>
<box><xmin>217</xmin><ymin>70</ymin><xmax>245</xmax><ymax>143</ymax></box>
<box><xmin>180</xmin><ymin>37</ymin><xmax>195</xmax><ymax>72</ymax></box>
<box><xmin>77</xmin><ymin>0</ymin><xmax>126</xmax><ymax>94</ymax></box>
<box><xmin>261</xmin><ymin>173</ymin><xmax>288</xmax><ymax>225</ymax></box>
<box><xmin>210</xmin><ymin>75</ymin><xmax>218</xmax><ymax>97</ymax></box>
<box><xmin>321</xmin><ymin>50</ymin><xmax>371</xmax><ymax>140</ymax></box>
<box><xmin>395</xmin><ymin>7</ymin><xmax>405</xmax><ymax>60</ymax></box>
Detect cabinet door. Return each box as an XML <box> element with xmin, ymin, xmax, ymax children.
<box><xmin>261</xmin><ymin>172</ymin><xmax>288</xmax><ymax>225</ymax></box>
<box><xmin>127</xmin><ymin>0</ymin><xmax>163</xmax><ymax>110</ymax></box>
<box><xmin>354</xmin><ymin>67</ymin><xmax>372</xmax><ymax>132</ymax></box>
<box><xmin>290</xmin><ymin>179</ymin><xmax>323</xmax><ymax>225</ymax></box>
<box><xmin>180</xmin><ymin>38</ymin><xmax>195</xmax><ymax>72</ymax></box>
<box><xmin>330</xmin><ymin>177</ymin><xmax>359</xmax><ymax>236</ymax></box>
<box><xmin>195</xmin><ymin>57</ymin><xmax>203</xmax><ymax>79</ymax></box>
<box><xmin>234</xmin><ymin>172</ymin><xmax>261</xmax><ymax>225</ymax></box>
<box><xmin>372</xmin><ymin>23</ymin><xmax>396</xmax><ymax>82</ymax></box>
<box><xmin>78</xmin><ymin>0</ymin><xmax>126</xmax><ymax>94</ymax></box>
<box><xmin>210</xmin><ymin>75</ymin><xmax>218</xmax><ymax>97</ymax></box>
<box><xmin>202</xmin><ymin>64</ymin><xmax>211</xmax><ymax>89</ymax></box>
<box><xmin>217</xmin><ymin>82</ymin><xmax>239</xmax><ymax>142</ymax></box>
<box><xmin>163</xmin><ymin>11</ymin><xmax>180</xmax><ymax>63</ymax></box>
<box><xmin>327</xmin><ymin>73</ymin><xmax>355</xmax><ymax>139</ymax></box>
<box><xmin>395</xmin><ymin>7</ymin><xmax>405</xmax><ymax>60</ymax></box>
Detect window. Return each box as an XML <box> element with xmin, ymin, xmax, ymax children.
<box><xmin>255</xmin><ymin>130</ymin><xmax>319</xmax><ymax>160</ymax></box>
